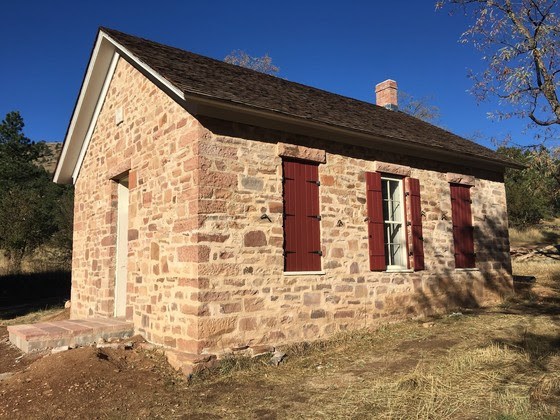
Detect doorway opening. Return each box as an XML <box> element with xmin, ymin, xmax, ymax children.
<box><xmin>114</xmin><ymin>176</ymin><xmax>129</xmax><ymax>318</ymax></box>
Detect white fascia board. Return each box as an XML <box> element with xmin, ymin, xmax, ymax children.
<box><xmin>71</xmin><ymin>51</ymin><xmax>119</xmax><ymax>182</ymax></box>
<box><xmin>54</xmin><ymin>30</ymin><xmax>186</xmax><ymax>185</ymax></box>
<box><xmin>54</xmin><ymin>33</ymin><xmax>113</xmax><ymax>184</ymax></box>
<box><xmin>106</xmin><ymin>34</ymin><xmax>186</xmax><ymax>103</ymax></box>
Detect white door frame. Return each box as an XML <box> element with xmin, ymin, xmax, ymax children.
<box><xmin>114</xmin><ymin>178</ymin><xmax>129</xmax><ymax>317</ymax></box>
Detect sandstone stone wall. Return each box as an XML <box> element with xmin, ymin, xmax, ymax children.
<box><xmin>191</xmin><ymin>118</ymin><xmax>513</xmax><ymax>355</ymax></box>
<box><xmin>71</xmin><ymin>58</ymin><xmax>513</xmax><ymax>357</ymax></box>
<box><xmin>72</xmin><ymin>57</ymin><xmax>207</xmax><ymax>351</ymax></box>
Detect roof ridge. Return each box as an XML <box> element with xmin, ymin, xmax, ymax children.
<box><xmin>99</xmin><ymin>27</ymin><xmax>387</xmax><ymax>108</ymax></box>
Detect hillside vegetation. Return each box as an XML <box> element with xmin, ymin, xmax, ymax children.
<box><xmin>36</xmin><ymin>142</ymin><xmax>62</xmax><ymax>174</ymax></box>
<box><xmin>0</xmin><ymin>112</ymin><xmax>71</xmax><ymax>274</ymax></box>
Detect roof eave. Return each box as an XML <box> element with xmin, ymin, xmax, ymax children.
<box><xmin>181</xmin><ymin>91</ymin><xmax>523</xmax><ymax>171</ymax></box>
<box><xmin>54</xmin><ymin>28</ymin><xmax>187</xmax><ymax>185</ymax></box>
<box><xmin>54</xmin><ymin>30</ymin><xmax>115</xmax><ymax>184</ymax></box>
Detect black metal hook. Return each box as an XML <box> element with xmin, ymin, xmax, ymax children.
<box><xmin>261</xmin><ymin>213</ymin><xmax>272</xmax><ymax>222</ymax></box>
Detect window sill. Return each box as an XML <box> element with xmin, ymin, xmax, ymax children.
<box><xmin>455</xmin><ymin>268</ymin><xmax>479</xmax><ymax>272</ymax></box>
<box><xmin>385</xmin><ymin>269</ymin><xmax>414</xmax><ymax>273</ymax></box>
<box><xmin>283</xmin><ymin>271</ymin><xmax>326</xmax><ymax>276</ymax></box>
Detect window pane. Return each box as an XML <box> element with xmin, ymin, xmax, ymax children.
<box><xmin>382</xmin><ymin>177</ymin><xmax>406</xmax><ymax>268</ymax></box>
<box><xmin>385</xmin><ymin>224</ymin><xmax>392</xmax><ymax>265</ymax></box>
<box><xmin>387</xmin><ymin>222</ymin><xmax>401</xmax><ymax>243</ymax></box>
<box><xmin>389</xmin><ymin>180</ymin><xmax>399</xmax><ymax>201</ymax></box>
<box><xmin>389</xmin><ymin>243</ymin><xmax>403</xmax><ymax>267</ymax></box>
<box><xmin>393</xmin><ymin>244</ymin><xmax>406</xmax><ymax>267</ymax></box>
<box><xmin>382</xmin><ymin>180</ymin><xmax>389</xmax><ymax>221</ymax></box>
<box><xmin>389</xmin><ymin>180</ymin><xmax>402</xmax><ymax>222</ymax></box>
<box><xmin>390</xmin><ymin>199</ymin><xmax>401</xmax><ymax>223</ymax></box>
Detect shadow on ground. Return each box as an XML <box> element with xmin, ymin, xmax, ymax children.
<box><xmin>0</xmin><ymin>271</ymin><xmax>70</xmax><ymax>319</ymax></box>
<box><xmin>506</xmin><ymin>272</ymin><xmax>560</xmax><ymax>317</ymax></box>
<box><xmin>542</xmin><ymin>230</ymin><xmax>560</xmax><ymax>245</ymax></box>
<box><xmin>463</xmin><ymin>271</ymin><xmax>560</xmax><ymax>379</ymax></box>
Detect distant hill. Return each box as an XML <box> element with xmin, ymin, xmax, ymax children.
<box><xmin>36</xmin><ymin>142</ymin><xmax>62</xmax><ymax>174</ymax></box>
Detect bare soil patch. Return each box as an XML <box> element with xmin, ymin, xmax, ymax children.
<box><xmin>0</xmin><ymin>344</ymin><xmax>185</xmax><ymax>419</ymax></box>
<box><xmin>0</xmin><ymin>327</ymin><xmax>42</xmax><ymax>375</ymax></box>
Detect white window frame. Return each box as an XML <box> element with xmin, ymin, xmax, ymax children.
<box><xmin>381</xmin><ymin>176</ymin><xmax>407</xmax><ymax>270</ymax></box>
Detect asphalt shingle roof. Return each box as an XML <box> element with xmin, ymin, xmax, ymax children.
<box><xmin>101</xmin><ymin>27</ymin><xmax>516</xmax><ymax>168</ymax></box>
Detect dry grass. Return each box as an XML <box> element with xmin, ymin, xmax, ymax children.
<box><xmin>510</xmin><ymin>226</ymin><xmax>548</xmax><ymax>247</ymax></box>
<box><xmin>178</xmin><ymin>258</ymin><xmax>560</xmax><ymax>419</ymax></box>
<box><xmin>183</xmin><ymin>305</ymin><xmax>560</xmax><ymax>418</ymax></box>
<box><xmin>186</xmin><ymin>223</ymin><xmax>560</xmax><ymax>418</ymax></box>
<box><xmin>0</xmin><ymin>306</ymin><xmax>66</xmax><ymax>327</ymax></box>
<box><xmin>509</xmin><ymin>218</ymin><xmax>560</xmax><ymax>248</ymax></box>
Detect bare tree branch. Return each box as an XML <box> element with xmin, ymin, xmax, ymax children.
<box><xmin>224</xmin><ymin>50</ymin><xmax>280</xmax><ymax>76</ymax></box>
<box><xmin>398</xmin><ymin>91</ymin><xmax>441</xmax><ymax>124</ymax></box>
<box><xmin>438</xmin><ymin>0</ymin><xmax>560</xmax><ymax>126</ymax></box>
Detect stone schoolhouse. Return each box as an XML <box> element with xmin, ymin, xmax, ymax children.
<box><xmin>54</xmin><ymin>28</ymin><xmax>520</xmax><ymax>370</ymax></box>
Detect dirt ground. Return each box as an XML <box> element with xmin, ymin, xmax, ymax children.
<box><xmin>1</xmin><ymin>257</ymin><xmax>559</xmax><ymax>419</ymax></box>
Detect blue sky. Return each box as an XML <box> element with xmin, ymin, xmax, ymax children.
<box><xmin>0</xmin><ymin>0</ymin><xmax>537</xmax><ymax>148</ymax></box>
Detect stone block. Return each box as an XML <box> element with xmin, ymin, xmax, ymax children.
<box><xmin>277</xmin><ymin>142</ymin><xmax>326</xmax><ymax>163</ymax></box>
<box><xmin>241</xmin><ymin>176</ymin><xmax>264</xmax><ymax>191</ymax></box>
<box><xmin>355</xmin><ymin>285</ymin><xmax>368</xmax><ymax>298</ymax></box>
<box><xmin>244</xmin><ymin>297</ymin><xmax>265</xmax><ymax>312</ymax></box>
<box><xmin>303</xmin><ymin>293</ymin><xmax>321</xmax><ymax>306</ymax></box>
<box><xmin>334</xmin><ymin>310</ymin><xmax>354</xmax><ymax>319</ymax></box>
<box><xmin>244</xmin><ymin>231</ymin><xmax>267</xmax><ymax>247</ymax></box>
<box><xmin>220</xmin><ymin>302</ymin><xmax>242</xmax><ymax>314</ymax></box>
<box><xmin>150</xmin><ymin>242</ymin><xmax>159</xmax><ymax>260</ymax></box>
<box><xmin>178</xmin><ymin>245</ymin><xmax>210</xmax><ymax>262</ymax></box>
<box><xmin>198</xmin><ymin>317</ymin><xmax>237</xmax><ymax>339</ymax></box>
<box><xmin>268</xmin><ymin>201</ymin><xmax>283</xmax><ymax>213</ymax></box>
<box><xmin>239</xmin><ymin>317</ymin><xmax>257</xmax><ymax>331</ymax></box>
<box><xmin>374</xmin><ymin>161</ymin><xmax>411</xmax><ymax>177</ymax></box>
<box><xmin>250</xmin><ymin>345</ymin><xmax>274</xmax><ymax>357</ymax></box>
<box><xmin>446</xmin><ymin>172</ymin><xmax>476</xmax><ymax>186</ymax></box>
<box><xmin>310</xmin><ymin>309</ymin><xmax>326</xmax><ymax>319</ymax></box>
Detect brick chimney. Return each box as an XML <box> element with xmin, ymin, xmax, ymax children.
<box><xmin>375</xmin><ymin>79</ymin><xmax>398</xmax><ymax>111</ymax></box>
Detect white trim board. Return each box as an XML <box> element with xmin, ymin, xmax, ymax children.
<box><xmin>54</xmin><ymin>33</ymin><xmax>106</xmax><ymax>184</ymax></box>
<box><xmin>54</xmin><ymin>30</ymin><xmax>187</xmax><ymax>185</ymax></box>
<box><xmin>71</xmin><ymin>51</ymin><xmax>119</xmax><ymax>182</ymax></box>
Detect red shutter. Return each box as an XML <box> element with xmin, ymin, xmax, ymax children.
<box><xmin>366</xmin><ymin>172</ymin><xmax>386</xmax><ymax>271</ymax></box>
<box><xmin>283</xmin><ymin>160</ymin><xmax>321</xmax><ymax>272</ymax></box>
<box><xmin>450</xmin><ymin>184</ymin><xmax>475</xmax><ymax>268</ymax></box>
<box><xmin>405</xmin><ymin>178</ymin><xmax>425</xmax><ymax>271</ymax></box>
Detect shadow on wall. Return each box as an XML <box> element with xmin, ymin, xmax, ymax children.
<box><xmin>391</xmin><ymin>208</ymin><xmax>514</xmax><ymax>318</ymax></box>
<box><xmin>197</xmin><ymin>116</ymin><xmax>504</xmax><ymax>182</ymax></box>
<box><xmin>0</xmin><ymin>271</ymin><xmax>71</xmax><ymax>320</ymax></box>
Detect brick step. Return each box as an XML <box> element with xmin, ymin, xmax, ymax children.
<box><xmin>7</xmin><ymin>318</ymin><xmax>134</xmax><ymax>353</ymax></box>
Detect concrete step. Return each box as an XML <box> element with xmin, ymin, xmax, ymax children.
<box><xmin>7</xmin><ymin>318</ymin><xmax>134</xmax><ymax>353</ymax></box>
